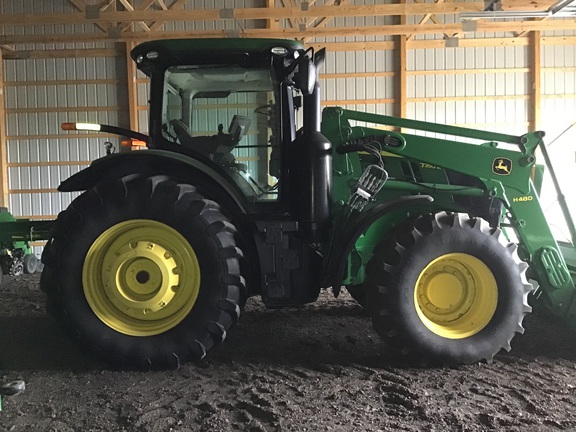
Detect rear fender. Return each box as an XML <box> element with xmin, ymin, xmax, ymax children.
<box><xmin>59</xmin><ymin>150</ymin><xmax>263</xmax><ymax>296</ymax></box>
<box><xmin>59</xmin><ymin>150</ymin><xmax>249</xmax><ymax>214</ymax></box>
<box><xmin>323</xmin><ymin>195</ymin><xmax>433</xmax><ymax>289</ymax></box>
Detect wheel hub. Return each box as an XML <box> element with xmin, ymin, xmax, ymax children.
<box><xmin>104</xmin><ymin>242</ymin><xmax>179</xmax><ymax>318</ymax></box>
<box><xmin>415</xmin><ymin>253</ymin><xmax>498</xmax><ymax>339</ymax></box>
<box><xmin>83</xmin><ymin>220</ymin><xmax>200</xmax><ymax>336</ymax></box>
<box><xmin>417</xmin><ymin>261</ymin><xmax>475</xmax><ymax>323</ymax></box>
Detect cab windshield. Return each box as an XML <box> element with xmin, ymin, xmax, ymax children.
<box><xmin>162</xmin><ymin>65</ymin><xmax>280</xmax><ymax>202</ymax></box>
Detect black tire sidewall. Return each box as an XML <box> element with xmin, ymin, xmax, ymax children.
<box><xmin>374</xmin><ymin>216</ymin><xmax>527</xmax><ymax>364</ymax></box>
<box><xmin>47</xmin><ymin>176</ymin><xmax>241</xmax><ymax>367</ymax></box>
<box><xmin>23</xmin><ymin>254</ymin><xmax>38</xmax><ymax>274</ymax></box>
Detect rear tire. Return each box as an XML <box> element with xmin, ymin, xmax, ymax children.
<box><xmin>23</xmin><ymin>254</ymin><xmax>38</xmax><ymax>274</ymax></box>
<box><xmin>41</xmin><ymin>174</ymin><xmax>246</xmax><ymax>370</ymax></box>
<box><xmin>366</xmin><ymin>211</ymin><xmax>532</xmax><ymax>366</ymax></box>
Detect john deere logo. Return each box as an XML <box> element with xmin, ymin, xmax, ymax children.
<box><xmin>492</xmin><ymin>158</ymin><xmax>512</xmax><ymax>175</ymax></box>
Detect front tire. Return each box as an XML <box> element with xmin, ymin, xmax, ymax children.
<box><xmin>41</xmin><ymin>175</ymin><xmax>245</xmax><ymax>370</ymax></box>
<box><xmin>366</xmin><ymin>212</ymin><xmax>532</xmax><ymax>365</ymax></box>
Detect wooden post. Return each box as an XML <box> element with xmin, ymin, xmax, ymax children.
<box><xmin>397</xmin><ymin>0</ymin><xmax>408</xmax><ymax>124</ymax></box>
<box><xmin>265</xmin><ymin>0</ymin><xmax>280</xmax><ymax>29</ymax></box>
<box><xmin>0</xmin><ymin>50</ymin><xmax>8</xmax><ymax>208</ymax></box>
<box><xmin>398</xmin><ymin>35</ymin><xmax>408</xmax><ymax>120</ymax></box>
<box><xmin>529</xmin><ymin>30</ymin><xmax>541</xmax><ymax>132</ymax></box>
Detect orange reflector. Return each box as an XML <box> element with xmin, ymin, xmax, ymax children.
<box><xmin>121</xmin><ymin>139</ymin><xmax>147</xmax><ymax>148</ymax></box>
<box><xmin>61</xmin><ymin>122</ymin><xmax>77</xmax><ymax>131</ymax></box>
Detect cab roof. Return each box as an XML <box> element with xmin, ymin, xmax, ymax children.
<box><xmin>131</xmin><ymin>38</ymin><xmax>305</xmax><ymax>75</ymax></box>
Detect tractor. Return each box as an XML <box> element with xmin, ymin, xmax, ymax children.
<box><xmin>40</xmin><ymin>38</ymin><xmax>576</xmax><ymax>370</ymax></box>
<box><xmin>0</xmin><ymin>209</ymin><xmax>43</xmax><ymax>285</ymax></box>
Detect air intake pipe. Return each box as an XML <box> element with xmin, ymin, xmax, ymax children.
<box><xmin>288</xmin><ymin>81</ymin><xmax>333</xmax><ymax>243</ymax></box>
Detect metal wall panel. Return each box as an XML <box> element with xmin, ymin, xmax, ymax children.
<box><xmin>539</xmin><ymin>41</ymin><xmax>576</xmax><ymax>239</ymax></box>
<box><xmin>2</xmin><ymin>28</ymin><xmax>123</xmax><ymax>239</ymax></box>
<box><xmin>322</xmin><ymin>47</ymin><xmax>395</xmax><ymax>119</ymax></box>
<box><xmin>407</xmin><ymin>44</ymin><xmax>530</xmax><ymax>139</ymax></box>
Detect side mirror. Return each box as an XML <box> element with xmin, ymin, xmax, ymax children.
<box><xmin>315</xmin><ymin>48</ymin><xmax>326</xmax><ymax>69</ymax></box>
<box><xmin>294</xmin><ymin>58</ymin><xmax>317</xmax><ymax>95</ymax></box>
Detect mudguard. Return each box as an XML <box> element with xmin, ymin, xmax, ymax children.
<box><xmin>323</xmin><ymin>195</ymin><xmax>433</xmax><ymax>289</ymax></box>
<box><xmin>59</xmin><ymin>150</ymin><xmax>249</xmax><ymax>214</ymax></box>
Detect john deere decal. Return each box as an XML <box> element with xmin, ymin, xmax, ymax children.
<box><xmin>493</xmin><ymin>158</ymin><xmax>512</xmax><ymax>175</ymax></box>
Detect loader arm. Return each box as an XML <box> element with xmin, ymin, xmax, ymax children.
<box><xmin>322</xmin><ymin>107</ymin><xmax>576</xmax><ymax>322</ymax></box>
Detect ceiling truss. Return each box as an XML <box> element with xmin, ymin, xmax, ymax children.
<box><xmin>0</xmin><ymin>0</ymin><xmax>574</xmax><ymax>50</ymax></box>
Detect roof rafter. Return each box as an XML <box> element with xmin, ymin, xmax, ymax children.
<box><xmin>303</xmin><ymin>0</ymin><xmax>353</xmax><ymax>43</ymax></box>
<box><xmin>0</xmin><ymin>3</ymin><xmax>514</xmax><ymax>26</ymax></box>
<box><xmin>0</xmin><ymin>0</ymin><xmax>573</xmax><ymax>46</ymax></box>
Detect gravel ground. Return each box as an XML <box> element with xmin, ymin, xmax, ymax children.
<box><xmin>1</xmin><ymin>273</ymin><xmax>576</xmax><ymax>431</ymax></box>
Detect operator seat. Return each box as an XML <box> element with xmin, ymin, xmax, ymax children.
<box><xmin>169</xmin><ymin>118</ymin><xmax>248</xmax><ymax>169</ymax></box>
<box><xmin>169</xmin><ymin>119</ymin><xmax>214</xmax><ymax>156</ymax></box>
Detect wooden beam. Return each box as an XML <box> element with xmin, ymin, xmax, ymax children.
<box><xmin>398</xmin><ymin>37</ymin><xmax>407</xmax><ymax>120</ymax></box>
<box><xmin>0</xmin><ymin>0</ymin><xmax>561</xmax><ymax>29</ymax></box>
<box><xmin>1</xmin><ymin>48</ymin><xmax>122</xmax><ymax>60</ymax></box>
<box><xmin>0</xmin><ymin>4</ymin><xmax>493</xmax><ymax>26</ymax></box>
<box><xmin>407</xmin><ymin>67</ymin><xmax>530</xmax><ymax>75</ymax></box>
<box><xmin>280</xmin><ymin>0</ymin><xmax>300</xmax><ymax>30</ymax></box>
<box><xmin>118</xmin><ymin>0</ymin><xmax>154</xmax><ymax>32</ymax></box>
<box><xmin>322</xmin><ymin>98</ymin><xmax>396</xmax><ymax>106</ymax></box>
<box><xmin>308</xmin><ymin>36</ymin><xmax>531</xmax><ymax>52</ymax></box>
<box><xmin>303</xmin><ymin>0</ymin><xmax>352</xmax><ymax>43</ymax></box>
<box><xmin>6</xmin><ymin>133</ymin><xmax>117</xmax><ymax>140</ymax></box>
<box><xmin>398</xmin><ymin>0</ymin><xmax>408</xmax><ymax>121</ymax></box>
<box><xmin>0</xmin><ymin>50</ymin><xmax>7</xmax><ymax>207</ymax></box>
<box><xmin>66</xmin><ymin>0</ymin><xmax>109</xmax><ymax>33</ymax></box>
<box><xmin>4</xmin><ymin>79</ymin><xmax>121</xmax><ymax>87</ymax></box>
<box><xmin>409</xmin><ymin>95</ymin><xmax>529</xmax><ymax>102</ymax></box>
<box><xmin>321</xmin><ymin>72</ymin><xmax>396</xmax><ymax>79</ymax></box>
<box><xmin>4</xmin><ymin>36</ymin><xmax>561</xmax><ymax>57</ymax></box>
<box><xmin>7</xmin><ymin>161</ymin><xmax>91</xmax><ymax>167</ymax></box>
<box><xmin>3</xmin><ymin>20</ymin><xmax>576</xmax><ymax>44</ymax></box>
<box><xmin>6</xmin><ymin>107</ymin><xmax>125</xmax><ymax>114</ymax></box>
<box><xmin>9</xmin><ymin>188</ymin><xmax>59</xmax><ymax>194</ymax></box>
<box><xmin>541</xmin><ymin>36</ymin><xmax>576</xmax><ymax>45</ymax></box>
<box><xmin>408</xmin><ymin>0</ymin><xmax>455</xmax><ymax>41</ymax></box>
<box><xmin>265</xmin><ymin>0</ymin><xmax>280</xmax><ymax>30</ymax></box>
<box><xmin>501</xmin><ymin>0</ymin><xmax>558</xmax><ymax>10</ymax></box>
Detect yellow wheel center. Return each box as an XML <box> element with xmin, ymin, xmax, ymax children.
<box><xmin>83</xmin><ymin>220</ymin><xmax>200</xmax><ymax>336</ymax></box>
<box><xmin>415</xmin><ymin>253</ymin><xmax>498</xmax><ymax>339</ymax></box>
<box><xmin>424</xmin><ymin>272</ymin><xmax>463</xmax><ymax>310</ymax></box>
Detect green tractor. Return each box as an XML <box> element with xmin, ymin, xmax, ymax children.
<box><xmin>41</xmin><ymin>38</ymin><xmax>576</xmax><ymax>369</ymax></box>
<box><xmin>0</xmin><ymin>209</ymin><xmax>41</xmax><ymax>285</ymax></box>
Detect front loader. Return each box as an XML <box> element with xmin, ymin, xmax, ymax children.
<box><xmin>40</xmin><ymin>38</ymin><xmax>576</xmax><ymax>369</ymax></box>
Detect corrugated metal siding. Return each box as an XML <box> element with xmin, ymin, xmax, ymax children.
<box><xmin>322</xmin><ymin>49</ymin><xmax>396</xmax><ymax>117</ymax></box>
<box><xmin>4</xmin><ymin>51</ymin><xmax>123</xmax><ymax>222</ymax></box>
<box><xmin>406</xmin><ymin>45</ymin><xmax>530</xmax><ymax>141</ymax></box>
<box><xmin>539</xmin><ymin>41</ymin><xmax>576</xmax><ymax>240</ymax></box>
<box><xmin>1</xmin><ymin>0</ymin><xmax>128</xmax><ymax>260</ymax></box>
<box><xmin>0</xmin><ymin>0</ymin><xmax>103</xmax><ymax>46</ymax></box>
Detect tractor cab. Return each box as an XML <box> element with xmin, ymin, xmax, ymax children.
<box><xmin>131</xmin><ymin>39</ymin><xmax>326</xmax><ymax>207</ymax></box>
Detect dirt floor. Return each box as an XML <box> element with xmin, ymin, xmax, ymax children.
<box><xmin>1</xmin><ymin>273</ymin><xmax>576</xmax><ymax>432</ymax></box>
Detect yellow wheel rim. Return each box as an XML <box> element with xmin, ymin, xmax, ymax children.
<box><xmin>414</xmin><ymin>253</ymin><xmax>498</xmax><ymax>339</ymax></box>
<box><xmin>83</xmin><ymin>219</ymin><xmax>200</xmax><ymax>336</ymax></box>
